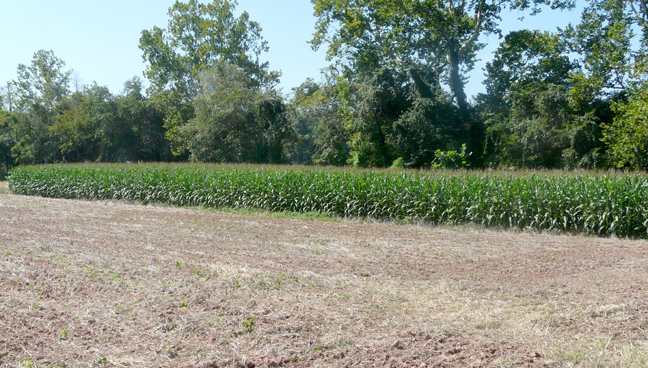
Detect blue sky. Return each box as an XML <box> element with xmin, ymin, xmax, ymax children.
<box><xmin>0</xmin><ymin>0</ymin><xmax>585</xmax><ymax>99</ymax></box>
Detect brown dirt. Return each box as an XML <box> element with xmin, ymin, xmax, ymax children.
<box><xmin>1</xmin><ymin>194</ymin><xmax>647</xmax><ymax>367</ymax></box>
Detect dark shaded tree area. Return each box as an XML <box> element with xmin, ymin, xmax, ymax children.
<box><xmin>2</xmin><ymin>0</ymin><xmax>647</xmax><ymax>178</ymax></box>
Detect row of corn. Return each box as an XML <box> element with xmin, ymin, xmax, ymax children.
<box><xmin>8</xmin><ymin>164</ymin><xmax>648</xmax><ymax>238</ymax></box>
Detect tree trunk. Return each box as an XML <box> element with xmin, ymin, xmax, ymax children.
<box><xmin>447</xmin><ymin>46</ymin><xmax>472</xmax><ymax>150</ymax></box>
<box><xmin>409</xmin><ymin>68</ymin><xmax>435</xmax><ymax>99</ymax></box>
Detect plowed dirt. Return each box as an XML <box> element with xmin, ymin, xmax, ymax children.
<box><xmin>1</xmin><ymin>194</ymin><xmax>647</xmax><ymax>367</ymax></box>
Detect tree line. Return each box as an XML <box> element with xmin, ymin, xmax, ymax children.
<box><xmin>1</xmin><ymin>0</ymin><xmax>646</xmax><ymax>179</ymax></box>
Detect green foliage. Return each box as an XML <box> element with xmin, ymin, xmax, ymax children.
<box><xmin>432</xmin><ymin>144</ymin><xmax>471</xmax><ymax>169</ymax></box>
<box><xmin>7</xmin><ymin>50</ymin><xmax>72</xmax><ymax>165</ymax></box>
<box><xmin>564</xmin><ymin>0</ymin><xmax>644</xmax><ymax>97</ymax></box>
<box><xmin>287</xmin><ymin>78</ymin><xmax>349</xmax><ymax>166</ymax></box>
<box><xmin>310</xmin><ymin>0</ymin><xmax>574</xmax><ymax>148</ymax></box>
<box><xmin>9</xmin><ymin>164</ymin><xmax>648</xmax><ymax>239</ymax></box>
<box><xmin>479</xmin><ymin>30</ymin><xmax>608</xmax><ymax>169</ymax></box>
<box><xmin>113</xmin><ymin>77</ymin><xmax>174</xmax><ymax>162</ymax></box>
<box><xmin>604</xmin><ymin>82</ymin><xmax>648</xmax><ymax>169</ymax></box>
<box><xmin>562</xmin><ymin>0</ymin><xmax>646</xmax><ymax>169</ymax></box>
<box><xmin>182</xmin><ymin>61</ymin><xmax>293</xmax><ymax>163</ymax></box>
<box><xmin>13</xmin><ymin>50</ymin><xmax>71</xmax><ymax>112</ymax></box>
<box><xmin>242</xmin><ymin>316</ymin><xmax>256</xmax><ymax>333</ymax></box>
<box><xmin>0</xmin><ymin>112</ymin><xmax>17</xmax><ymax>179</ymax></box>
<box><xmin>139</xmin><ymin>0</ymin><xmax>278</xmax><ymax>154</ymax></box>
<box><xmin>389</xmin><ymin>157</ymin><xmax>405</xmax><ymax>169</ymax></box>
<box><xmin>391</xmin><ymin>82</ymin><xmax>461</xmax><ymax>168</ymax></box>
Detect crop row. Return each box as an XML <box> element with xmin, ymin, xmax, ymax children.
<box><xmin>8</xmin><ymin>164</ymin><xmax>648</xmax><ymax>238</ymax></box>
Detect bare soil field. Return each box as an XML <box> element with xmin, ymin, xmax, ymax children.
<box><xmin>1</xmin><ymin>193</ymin><xmax>647</xmax><ymax>367</ymax></box>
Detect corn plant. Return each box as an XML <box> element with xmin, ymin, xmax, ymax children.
<box><xmin>8</xmin><ymin>164</ymin><xmax>648</xmax><ymax>238</ymax></box>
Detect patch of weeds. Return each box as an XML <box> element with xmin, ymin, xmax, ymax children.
<box><xmin>198</xmin><ymin>294</ymin><xmax>212</xmax><ymax>304</ymax></box>
<box><xmin>96</xmin><ymin>356</ymin><xmax>108</xmax><ymax>365</ymax></box>
<box><xmin>175</xmin><ymin>261</ymin><xmax>183</xmax><ymax>270</ymax></box>
<box><xmin>312</xmin><ymin>345</ymin><xmax>325</xmax><ymax>353</ymax></box>
<box><xmin>95</xmin><ymin>335</ymin><xmax>109</xmax><ymax>344</ymax></box>
<box><xmin>164</xmin><ymin>345</ymin><xmax>178</xmax><ymax>358</ymax></box>
<box><xmin>551</xmin><ymin>343</ymin><xmax>591</xmax><ymax>365</ymax></box>
<box><xmin>312</xmin><ymin>248</ymin><xmax>327</xmax><ymax>255</ymax></box>
<box><xmin>496</xmin><ymin>355</ymin><xmax>519</xmax><ymax>368</ymax></box>
<box><xmin>242</xmin><ymin>316</ymin><xmax>256</xmax><ymax>333</ymax></box>
<box><xmin>4</xmin><ymin>249</ymin><xmax>15</xmax><ymax>256</ymax></box>
<box><xmin>40</xmin><ymin>245</ymin><xmax>52</xmax><ymax>252</ymax></box>
<box><xmin>246</xmin><ymin>273</ymin><xmax>298</xmax><ymax>291</ymax></box>
<box><xmin>84</xmin><ymin>267</ymin><xmax>97</xmax><ymax>278</ymax></box>
<box><xmin>19</xmin><ymin>361</ymin><xmax>36</xmax><ymax>368</ymax></box>
<box><xmin>27</xmin><ymin>283</ymin><xmax>46</xmax><ymax>294</ymax></box>
<box><xmin>107</xmin><ymin>271</ymin><xmax>122</xmax><ymax>282</ymax></box>
<box><xmin>58</xmin><ymin>327</ymin><xmax>69</xmax><ymax>341</ymax></box>
<box><xmin>232</xmin><ymin>276</ymin><xmax>241</xmax><ymax>288</ymax></box>
<box><xmin>178</xmin><ymin>301</ymin><xmax>188</xmax><ymax>308</ymax></box>
<box><xmin>336</xmin><ymin>338</ymin><xmax>353</xmax><ymax>349</ymax></box>
<box><xmin>206</xmin><ymin>206</ymin><xmax>341</xmax><ymax>222</ymax></box>
<box><xmin>208</xmin><ymin>316</ymin><xmax>227</xmax><ymax>326</ymax></box>
<box><xmin>113</xmin><ymin>304</ymin><xmax>128</xmax><ymax>314</ymax></box>
<box><xmin>195</xmin><ymin>269</ymin><xmax>211</xmax><ymax>281</ymax></box>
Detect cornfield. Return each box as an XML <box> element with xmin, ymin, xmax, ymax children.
<box><xmin>8</xmin><ymin>164</ymin><xmax>648</xmax><ymax>238</ymax></box>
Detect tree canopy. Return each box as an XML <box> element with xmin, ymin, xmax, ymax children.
<box><xmin>1</xmin><ymin>0</ymin><xmax>648</xmax><ymax>172</ymax></box>
<box><xmin>139</xmin><ymin>0</ymin><xmax>279</xmax><ymax>154</ymax></box>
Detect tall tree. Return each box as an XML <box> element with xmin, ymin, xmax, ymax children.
<box><xmin>310</xmin><ymin>0</ymin><xmax>574</xmax><ymax>151</ymax></box>
<box><xmin>9</xmin><ymin>50</ymin><xmax>71</xmax><ymax>164</ymax></box>
<box><xmin>477</xmin><ymin>30</ymin><xmax>612</xmax><ymax>169</ymax></box>
<box><xmin>287</xmin><ymin>78</ymin><xmax>350</xmax><ymax>166</ymax></box>
<box><xmin>565</xmin><ymin>0</ymin><xmax>648</xmax><ymax>168</ymax></box>
<box><xmin>13</xmin><ymin>50</ymin><xmax>71</xmax><ymax>112</ymax></box>
<box><xmin>139</xmin><ymin>0</ymin><xmax>278</xmax><ymax>154</ymax></box>
<box><xmin>0</xmin><ymin>83</ymin><xmax>17</xmax><ymax>113</ymax></box>
<box><xmin>566</xmin><ymin>0</ymin><xmax>646</xmax><ymax>99</ymax></box>
<box><xmin>182</xmin><ymin>61</ymin><xmax>293</xmax><ymax>163</ymax></box>
<box><xmin>113</xmin><ymin>77</ymin><xmax>174</xmax><ymax>162</ymax></box>
<box><xmin>603</xmin><ymin>81</ymin><xmax>648</xmax><ymax>169</ymax></box>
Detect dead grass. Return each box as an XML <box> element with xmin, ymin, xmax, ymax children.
<box><xmin>0</xmin><ymin>182</ymin><xmax>8</xmax><ymax>194</ymax></box>
<box><xmin>0</xmin><ymin>194</ymin><xmax>647</xmax><ymax>367</ymax></box>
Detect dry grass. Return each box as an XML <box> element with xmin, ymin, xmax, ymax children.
<box><xmin>0</xmin><ymin>182</ymin><xmax>9</xmax><ymax>194</ymax></box>
<box><xmin>1</xmin><ymin>194</ymin><xmax>647</xmax><ymax>367</ymax></box>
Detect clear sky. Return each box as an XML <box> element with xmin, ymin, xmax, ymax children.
<box><xmin>0</xmin><ymin>0</ymin><xmax>585</xmax><ymax>99</ymax></box>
